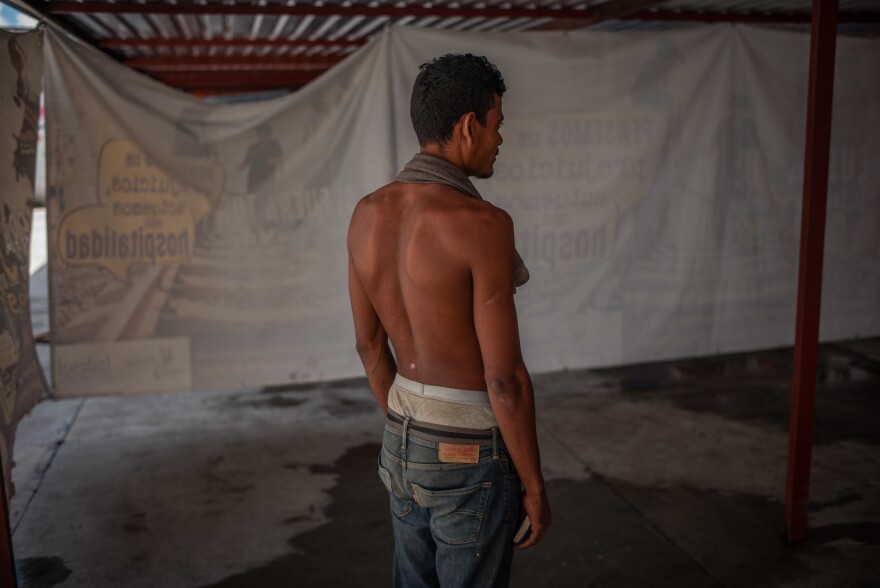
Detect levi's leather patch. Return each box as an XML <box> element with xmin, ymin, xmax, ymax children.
<box><xmin>438</xmin><ymin>443</ymin><xmax>480</xmax><ymax>463</ymax></box>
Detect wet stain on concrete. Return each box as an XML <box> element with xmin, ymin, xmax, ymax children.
<box><xmin>206</xmin><ymin>443</ymin><xmax>730</xmax><ymax>588</ymax></box>
<box><xmin>262</xmin><ymin>383</ymin><xmax>315</xmax><ymax>393</ymax></box>
<box><xmin>666</xmin><ymin>360</ymin><xmax>880</xmax><ymax>446</ymax></box>
<box><xmin>260</xmin><ymin>396</ymin><xmax>309</xmax><ymax>408</ymax></box>
<box><xmin>193</xmin><ymin>443</ymin><xmax>393</xmax><ymax>588</ymax></box>
<box><xmin>16</xmin><ymin>556</ymin><xmax>72</xmax><ymax>588</ymax></box>
<box><xmin>193</xmin><ymin>445</ymin><xmax>719</xmax><ymax>588</ymax></box>
<box><xmin>325</xmin><ymin>396</ymin><xmax>376</xmax><ymax>417</ymax></box>
<box><xmin>819</xmin><ymin>344</ymin><xmax>880</xmax><ymax>383</ymax></box>
<box><xmin>308</xmin><ymin>464</ymin><xmax>335</xmax><ymax>475</ymax></box>
<box><xmin>262</xmin><ymin>377</ymin><xmax>367</xmax><ymax>394</ymax></box>
<box><xmin>810</xmin><ymin>493</ymin><xmax>863</xmax><ymax>511</ymax></box>
<box><xmin>591</xmin><ymin>348</ymin><xmax>795</xmax><ymax>394</ymax></box>
<box><xmin>597</xmin><ymin>345</ymin><xmax>880</xmax><ymax>448</ymax></box>
<box><xmin>123</xmin><ymin>512</ymin><xmax>148</xmax><ymax>533</ymax></box>
<box><xmin>228</xmin><ymin>483</ymin><xmax>256</xmax><ymax>494</ymax></box>
<box><xmin>593</xmin><ymin>362</ymin><xmax>672</xmax><ymax>392</ymax></box>
<box><xmin>669</xmin><ymin>384</ymin><xmax>792</xmax><ymax>432</ymax></box>
<box><xmin>225</xmin><ymin>394</ymin><xmax>308</xmax><ymax>409</ymax></box>
<box><xmin>608</xmin><ymin>479</ymin><xmax>880</xmax><ymax>586</ymax></box>
<box><xmin>511</xmin><ymin>478</ymin><xmax>717</xmax><ymax>588</ymax></box>
<box><xmin>200</xmin><ymin>455</ymin><xmax>257</xmax><ymax>495</ymax></box>
<box><xmin>680</xmin><ymin>349</ymin><xmax>793</xmax><ymax>381</ymax></box>
<box><xmin>810</xmin><ymin>522</ymin><xmax>880</xmax><ymax>546</ymax></box>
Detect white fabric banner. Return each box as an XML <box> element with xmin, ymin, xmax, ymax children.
<box><xmin>43</xmin><ymin>25</ymin><xmax>880</xmax><ymax>396</ymax></box>
<box><xmin>45</xmin><ymin>28</ymin><xmax>393</xmax><ymax>394</ymax></box>
<box><xmin>390</xmin><ymin>26</ymin><xmax>880</xmax><ymax>369</ymax></box>
<box><xmin>1</xmin><ymin>27</ymin><xmax>48</xmax><ymax>491</ymax></box>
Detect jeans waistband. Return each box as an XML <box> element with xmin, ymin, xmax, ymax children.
<box><xmin>393</xmin><ymin>373</ymin><xmax>490</xmax><ymax>406</ymax></box>
<box><xmin>386</xmin><ymin>410</ymin><xmax>502</xmax><ymax>448</ymax></box>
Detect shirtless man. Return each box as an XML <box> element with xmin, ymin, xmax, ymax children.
<box><xmin>348</xmin><ymin>54</ymin><xmax>550</xmax><ymax>587</ymax></box>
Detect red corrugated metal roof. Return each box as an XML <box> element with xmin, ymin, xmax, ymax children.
<box><xmin>7</xmin><ymin>0</ymin><xmax>879</xmax><ymax>94</ymax></box>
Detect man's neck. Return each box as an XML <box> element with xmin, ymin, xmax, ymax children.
<box><xmin>419</xmin><ymin>145</ymin><xmax>468</xmax><ymax>177</ymax></box>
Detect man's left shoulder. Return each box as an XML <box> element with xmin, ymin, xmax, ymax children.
<box><xmin>466</xmin><ymin>200</ymin><xmax>513</xmax><ymax>231</ymax></box>
<box><xmin>451</xmin><ymin>202</ymin><xmax>513</xmax><ymax>254</ymax></box>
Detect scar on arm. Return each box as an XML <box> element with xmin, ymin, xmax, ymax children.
<box><xmin>482</xmin><ymin>289</ymin><xmax>505</xmax><ymax>306</ymax></box>
<box><xmin>488</xmin><ymin>378</ymin><xmax>508</xmax><ymax>402</ymax></box>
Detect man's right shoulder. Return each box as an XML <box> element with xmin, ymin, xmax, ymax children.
<box><xmin>358</xmin><ymin>182</ymin><xmax>397</xmax><ymax>203</ymax></box>
<box><xmin>352</xmin><ymin>183</ymin><xmax>399</xmax><ymax>217</ymax></box>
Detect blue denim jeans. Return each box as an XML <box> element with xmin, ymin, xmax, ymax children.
<box><xmin>378</xmin><ymin>421</ymin><xmax>521</xmax><ymax>588</ymax></box>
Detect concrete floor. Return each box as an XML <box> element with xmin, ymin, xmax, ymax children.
<box><xmin>9</xmin><ymin>338</ymin><xmax>880</xmax><ymax>588</ymax></box>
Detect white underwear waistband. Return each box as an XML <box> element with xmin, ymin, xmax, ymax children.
<box><xmin>392</xmin><ymin>373</ymin><xmax>490</xmax><ymax>406</ymax></box>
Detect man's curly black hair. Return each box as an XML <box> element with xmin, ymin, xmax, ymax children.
<box><xmin>410</xmin><ymin>54</ymin><xmax>506</xmax><ymax>147</ymax></box>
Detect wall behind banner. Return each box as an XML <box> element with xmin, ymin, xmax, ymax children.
<box><xmin>0</xmin><ymin>28</ymin><xmax>49</xmax><ymax>493</ymax></box>
<box><xmin>43</xmin><ymin>26</ymin><xmax>880</xmax><ymax>397</ymax></box>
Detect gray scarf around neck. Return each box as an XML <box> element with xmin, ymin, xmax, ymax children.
<box><xmin>396</xmin><ymin>153</ymin><xmax>530</xmax><ymax>289</ymax></box>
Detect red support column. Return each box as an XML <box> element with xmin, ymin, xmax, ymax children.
<box><xmin>784</xmin><ymin>0</ymin><xmax>839</xmax><ymax>541</ymax></box>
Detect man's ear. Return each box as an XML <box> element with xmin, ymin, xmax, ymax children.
<box><xmin>460</xmin><ymin>111</ymin><xmax>477</xmax><ymax>145</ymax></box>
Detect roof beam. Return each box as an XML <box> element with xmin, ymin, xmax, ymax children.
<box><xmin>154</xmin><ymin>70</ymin><xmax>323</xmax><ymax>90</ymax></box>
<box><xmin>138</xmin><ymin>13</ymin><xmax>165</xmax><ymax>40</ymax></box>
<box><xmin>157</xmin><ymin>71</ymin><xmax>322</xmax><ymax>82</ymax></box>
<box><xmin>168</xmin><ymin>13</ymin><xmax>186</xmax><ymax>39</ymax></box>
<box><xmin>102</xmin><ymin>38</ymin><xmax>367</xmax><ymax>48</ymax></box>
<box><xmin>538</xmin><ymin>8</ymin><xmax>880</xmax><ymax>30</ymax></box>
<box><xmin>591</xmin><ymin>0</ymin><xmax>669</xmax><ymax>20</ymax></box>
<box><xmin>534</xmin><ymin>0</ymin><xmax>667</xmax><ymax>31</ymax></box>
<box><xmin>624</xmin><ymin>9</ymin><xmax>879</xmax><ymax>24</ymax></box>
<box><xmin>52</xmin><ymin>2</ymin><xmax>592</xmax><ymax>20</ymax></box>
<box><xmin>125</xmin><ymin>54</ymin><xmax>343</xmax><ymax>70</ymax></box>
<box><xmin>113</xmin><ymin>13</ymin><xmax>143</xmax><ymax>39</ymax></box>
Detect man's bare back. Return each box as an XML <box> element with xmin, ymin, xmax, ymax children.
<box><xmin>348</xmin><ymin>56</ymin><xmax>549</xmax><ymax>568</ymax></box>
<box><xmin>348</xmin><ymin>181</ymin><xmax>512</xmax><ymax>392</ymax></box>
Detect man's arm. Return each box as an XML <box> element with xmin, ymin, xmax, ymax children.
<box><xmin>470</xmin><ymin>208</ymin><xmax>551</xmax><ymax>551</ymax></box>
<box><xmin>348</xmin><ymin>251</ymin><xmax>396</xmax><ymax>415</ymax></box>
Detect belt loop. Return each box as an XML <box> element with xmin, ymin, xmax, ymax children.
<box><xmin>401</xmin><ymin>417</ymin><xmax>410</xmax><ymax>449</ymax></box>
<box><xmin>402</xmin><ymin>417</ymin><xmax>411</xmax><ymax>477</ymax></box>
<box><xmin>491</xmin><ymin>427</ymin><xmax>499</xmax><ymax>460</ymax></box>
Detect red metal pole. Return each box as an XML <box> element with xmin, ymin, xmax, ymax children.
<box><xmin>784</xmin><ymin>0</ymin><xmax>838</xmax><ymax>541</ymax></box>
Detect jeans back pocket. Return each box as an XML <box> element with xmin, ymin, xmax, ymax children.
<box><xmin>378</xmin><ymin>455</ymin><xmax>413</xmax><ymax>518</ymax></box>
<box><xmin>410</xmin><ymin>482</ymin><xmax>492</xmax><ymax>545</ymax></box>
